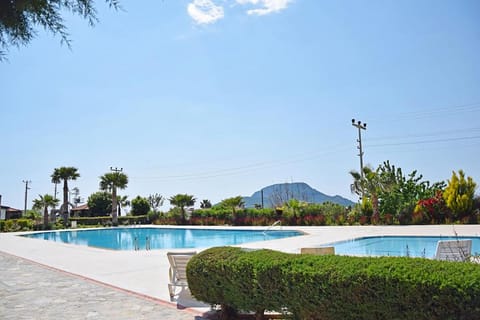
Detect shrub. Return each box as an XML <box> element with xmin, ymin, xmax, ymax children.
<box><xmin>131</xmin><ymin>196</ymin><xmax>151</xmax><ymax>216</ymax></box>
<box><xmin>188</xmin><ymin>247</ymin><xmax>480</xmax><ymax>320</ymax></box>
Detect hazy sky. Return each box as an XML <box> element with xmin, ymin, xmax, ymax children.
<box><xmin>1</xmin><ymin>0</ymin><xmax>479</xmax><ymax>211</ymax></box>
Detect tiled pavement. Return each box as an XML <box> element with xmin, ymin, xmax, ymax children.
<box><xmin>0</xmin><ymin>252</ymin><xmax>206</xmax><ymax>320</ymax></box>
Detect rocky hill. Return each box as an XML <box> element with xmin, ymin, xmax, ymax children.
<box><xmin>243</xmin><ymin>182</ymin><xmax>355</xmax><ymax>208</ymax></box>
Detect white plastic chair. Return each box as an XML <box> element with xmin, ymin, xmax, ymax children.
<box><xmin>434</xmin><ymin>240</ymin><xmax>472</xmax><ymax>262</ymax></box>
<box><xmin>167</xmin><ymin>251</ymin><xmax>197</xmax><ymax>299</ymax></box>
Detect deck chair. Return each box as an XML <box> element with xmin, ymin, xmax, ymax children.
<box><xmin>434</xmin><ymin>240</ymin><xmax>472</xmax><ymax>262</ymax></box>
<box><xmin>167</xmin><ymin>251</ymin><xmax>197</xmax><ymax>299</ymax></box>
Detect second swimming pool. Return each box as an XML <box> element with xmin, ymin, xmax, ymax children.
<box><xmin>327</xmin><ymin>235</ymin><xmax>480</xmax><ymax>258</ymax></box>
<box><xmin>22</xmin><ymin>227</ymin><xmax>302</xmax><ymax>250</ymax></box>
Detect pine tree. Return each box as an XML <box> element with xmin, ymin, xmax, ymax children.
<box><xmin>443</xmin><ymin>170</ymin><xmax>476</xmax><ymax>220</ymax></box>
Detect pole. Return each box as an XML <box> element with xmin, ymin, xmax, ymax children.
<box><xmin>22</xmin><ymin>180</ymin><xmax>31</xmax><ymax>216</ymax></box>
<box><xmin>261</xmin><ymin>189</ymin><xmax>264</xmax><ymax>209</ymax></box>
<box><xmin>351</xmin><ymin>119</ymin><xmax>367</xmax><ymax>198</ymax></box>
<box><xmin>351</xmin><ymin>119</ymin><xmax>367</xmax><ymax>177</ymax></box>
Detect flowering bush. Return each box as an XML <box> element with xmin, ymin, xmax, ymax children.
<box><xmin>414</xmin><ymin>191</ymin><xmax>447</xmax><ymax>224</ymax></box>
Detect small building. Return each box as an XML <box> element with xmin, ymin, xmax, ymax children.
<box><xmin>0</xmin><ymin>206</ymin><xmax>23</xmax><ymax>220</ymax></box>
<box><xmin>70</xmin><ymin>204</ymin><xmax>90</xmax><ymax>217</ymax></box>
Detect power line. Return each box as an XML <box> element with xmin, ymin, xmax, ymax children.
<box><xmin>369</xmin><ymin>102</ymin><xmax>480</xmax><ymax>122</ymax></box>
<box><xmin>367</xmin><ymin>135</ymin><xmax>480</xmax><ymax>148</ymax></box>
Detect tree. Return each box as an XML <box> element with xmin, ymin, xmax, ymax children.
<box><xmin>200</xmin><ymin>199</ymin><xmax>212</xmax><ymax>209</ymax></box>
<box><xmin>169</xmin><ymin>194</ymin><xmax>196</xmax><ymax>224</ymax></box>
<box><xmin>99</xmin><ymin>171</ymin><xmax>128</xmax><ymax>226</ymax></box>
<box><xmin>117</xmin><ymin>195</ymin><xmax>130</xmax><ymax>216</ymax></box>
<box><xmin>87</xmin><ymin>191</ymin><xmax>111</xmax><ymax>216</ymax></box>
<box><xmin>376</xmin><ymin>161</ymin><xmax>445</xmax><ymax>223</ymax></box>
<box><xmin>220</xmin><ymin>196</ymin><xmax>245</xmax><ymax>217</ymax></box>
<box><xmin>131</xmin><ymin>196</ymin><xmax>150</xmax><ymax>216</ymax></box>
<box><xmin>32</xmin><ymin>194</ymin><xmax>59</xmax><ymax>229</ymax></box>
<box><xmin>147</xmin><ymin>193</ymin><xmax>164</xmax><ymax>212</ymax></box>
<box><xmin>0</xmin><ymin>0</ymin><xmax>119</xmax><ymax>61</ymax></box>
<box><xmin>51</xmin><ymin>166</ymin><xmax>80</xmax><ymax>225</ymax></box>
<box><xmin>350</xmin><ymin>166</ymin><xmax>384</xmax><ymax>222</ymax></box>
<box><xmin>443</xmin><ymin>170</ymin><xmax>477</xmax><ymax>220</ymax></box>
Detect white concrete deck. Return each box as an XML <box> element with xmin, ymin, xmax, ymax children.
<box><xmin>1</xmin><ymin>225</ymin><xmax>479</xmax><ymax>311</ymax></box>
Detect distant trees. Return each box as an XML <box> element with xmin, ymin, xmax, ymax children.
<box><xmin>169</xmin><ymin>194</ymin><xmax>196</xmax><ymax>224</ymax></box>
<box><xmin>99</xmin><ymin>171</ymin><xmax>128</xmax><ymax>226</ymax></box>
<box><xmin>347</xmin><ymin>162</ymin><xmax>479</xmax><ymax>225</ymax></box>
<box><xmin>51</xmin><ymin>166</ymin><xmax>80</xmax><ymax>225</ymax></box>
<box><xmin>32</xmin><ymin>194</ymin><xmax>59</xmax><ymax>229</ymax></box>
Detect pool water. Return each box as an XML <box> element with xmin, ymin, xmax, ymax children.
<box><xmin>328</xmin><ymin>236</ymin><xmax>480</xmax><ymax>258</ymax></box>
<box><xmin>22</xmin><ymin>228</ymin><xmax>302</xmax><ymax>250</ymax></box>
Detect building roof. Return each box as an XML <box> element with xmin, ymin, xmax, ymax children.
<box><xmin>71</xmin><ymin>204</ymin><xmax>89</xmax><ymax>211</ymax></box>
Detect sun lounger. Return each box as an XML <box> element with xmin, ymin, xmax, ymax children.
<box><xmin>434</xmin><ymin>240</ymin><xmax>472</xmax><ymax>262</ymax></box>
<box><xmin>167</xmin><ymin>251</ymin><xmax>197</xmax><ymax>299</ymax></box>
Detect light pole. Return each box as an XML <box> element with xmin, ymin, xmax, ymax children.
<box><xmin>22</xmin><ymin>180</ymin><xmax>31</xmax><ymax>216</ymax></box>
<box><xmin>351</xmin><ymin>119</ymin><xmax>367</xmax><ymax>178</ymax></box>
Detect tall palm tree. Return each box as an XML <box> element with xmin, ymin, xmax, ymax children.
<box><xmin>350</xmin><ymin>166</ymin><xmax>383</xmax><ymax>222</ymax></box>
<box><xmin>169</xmin><ymin>194</ymin><xmax>196</xmax><ymax>224</ymax></box>
<box><xmin>99</xmin><ymin>172</ymin><xmax>128</xmax><ymax>226</ymax></box>
<box><xmin>32</xmin><ymin>194</ymin><xmax>59</xmax><ymax>229</ymax></box>
<box><xmin>51</xmin><ymin>166</ymin><xmax>80</xmax><ymax>225</ymax></box>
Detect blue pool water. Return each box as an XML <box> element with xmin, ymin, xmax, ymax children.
<box><xmin>22</xmin><ymin>228</ymin><xmax>302</xmax><ymax>250</ymax></box>
<box><xmin>328</xmin><ymin>236</ymin><xmax>480</xmax><ymax>258</ymax></box>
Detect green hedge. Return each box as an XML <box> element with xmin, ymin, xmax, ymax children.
<box><xmin>187</xmin><ymin>247</ymin><xmax>480</xmax><ymax>320</ymax></box>
<box><xmin>0</xmin><ymin>219</ymin><xmax>34</xmax><ymax>232</ymax></box>
<box><xmin>70</xmin><ymin>215</ymin><xmax>148</xmax><ymax>226</ymax></box>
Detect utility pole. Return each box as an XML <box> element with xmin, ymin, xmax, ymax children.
<box><xmin>110</xmin><ymin>167</ymin><xmax>123</xmax><ymax>173</ymax></box>
<box><xmin>22</xmin><ymin>180</ymin><xmax>31</xmax><ymax>216</ymax></box>
<box><xmin>351</xmin><ymin>119</ymin><xmax>367</xmax><ymax>178</ymax></box>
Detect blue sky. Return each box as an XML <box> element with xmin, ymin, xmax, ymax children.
<box><xmin>1</xmin><ymin>0</ymin><xmax>479</xmax><ymax>211</ymax></box>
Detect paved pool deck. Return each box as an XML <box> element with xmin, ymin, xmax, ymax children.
<box><xmin>1</xmin><ymin>225</ymin><xmax>479</xmax><ymax>319</ymax></box>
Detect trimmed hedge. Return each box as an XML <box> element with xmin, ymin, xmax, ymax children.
<box><xmin>187</xmin><ymin>247</ymin><xmax>480</xmax><ymax>320</ymax></box>
<box><xmin>70</xmin><ymin>215</ymin><xmax>148</xmax><ymax>226</ymax></box>
<box><xmin>0</xmin><ymin>219</ymin><xmax>34</xmax><ymax>232</ymax></box>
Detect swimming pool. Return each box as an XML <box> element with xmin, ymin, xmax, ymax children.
<box><xmin>22</xmin><ymin>228</ymin><xmax>302</xmax><ymax>250</ymax></box>
<box><xmin>328</xmin><ymin>236</ymin><xmax>480</xmax><ymax>258</ymax></box>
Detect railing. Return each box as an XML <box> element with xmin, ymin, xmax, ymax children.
<box><xmin>263</xmin><ymin>220</ymin><xmax>282</xmax><ymax>235</ymax></box>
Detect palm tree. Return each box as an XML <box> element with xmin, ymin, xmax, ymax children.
<box><xmin>220</xmin><ymin>196</ymin><xmax>244</xmax><ymax>213</ymax></box>
<box><xmin>200</xmin><ymin>199</ymin><xmax>212</xmax><ymax>209</ymax></box>
<box><xmin>99</xmin><ymin>172</ymin><xmax>128</xmax><ymax>226</ymax></box>
<box><xmin>51</xmin><ymin>166</ymin><xmax>80</xmax><ymax>225</ymax></box>
<box><xmin>32</xmin><ymin>194</ymin><xmax>59</xmax><ymax>229</ymax></box>
<box><xmin>220</xmin><ymin>196</ymin><xmax>245</xmax><ymax>224</ymax></box>
<box><xmin>350</xmin><ymin>166</ymin><xmax>383</xmax><ymax>222</ymax></box>
<box><xmin>117</xmin><ymin>195</ymin><xmax>130</xmax><ymax>216</ymax></box>
<box><xmin>169</xmin><ymin>194</ymin><xmax>196</xmax><ymax>224</ymax></box>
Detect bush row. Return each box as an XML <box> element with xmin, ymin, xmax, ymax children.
<box><xmin>0</xmin><ymin>219</ymin><xmax>34</xmax><ymax>232</ymax></box>
<box><xmin>187</xmin><ymin>247</ymin><xmax>480</xmax><ymax>320</ymax></box>
<box><xmin>70</xmin><ymin>215</ymin><xmax>148</xmax><ymax>226</ymax></box>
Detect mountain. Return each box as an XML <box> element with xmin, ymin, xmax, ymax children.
<box><xmin>243</xmin><ymin>182</ymin><xmax>355</xmax><ymax>208</ymax></box>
